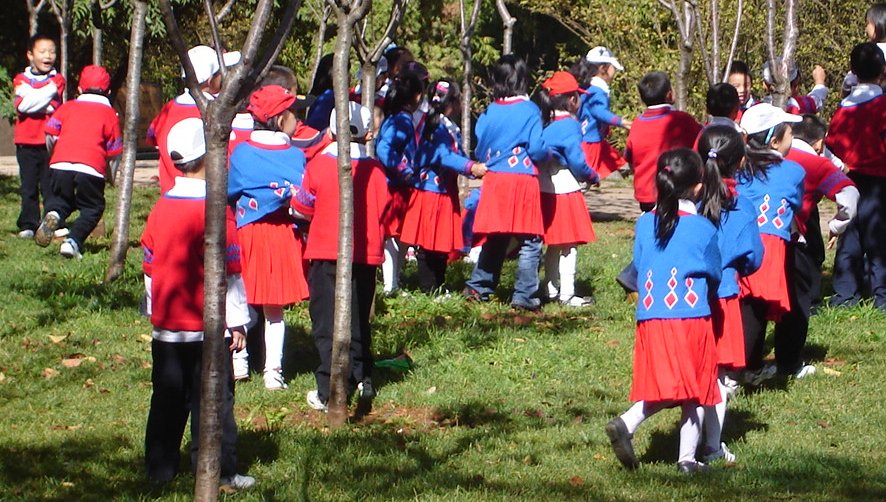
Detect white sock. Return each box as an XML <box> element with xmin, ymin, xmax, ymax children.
<box><xmin>620</xmin><ymin>400</ymin><xmax>669</xmax><ymax>434</ymax></box>
<box><xmin>263</xmin><ymin>316</ymin><xmax>285</xmax><ymax>372</ymax></box>
<box><xmin>543</xmin><ymin>247</ymin><xmax>561</xmax><ymax>299</ymax></box>
<box><xmin>678</xmin><ymin>403</ymin><xmax>704</xmax><ymax>463</ymax></box>
<box><xmin>383</xmin><ymin>237</ymin><xmax>401</xmax><ymax>293</ymax></box>
<box><xmin>558</xmin><ymin>246</ymin><xmax>578</xmax><ymax>300</ymax></box>
<box><xmin>703</xmin><ymin>373</ymin><xmax>729</xmax><ymax>451</ymax></box>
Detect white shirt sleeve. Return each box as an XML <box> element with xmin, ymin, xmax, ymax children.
<box><xmin>143</xmin><ymin>274</ymin><xmax>153</xmax><ymax>316</ymax></box>
<box><xmin>828</xmin><ymin>185</ymin><xmax>859</xmax><ymax>235</ymax></box>
<box><xmin>225</xmin><ymin>273</ymin><xmax>251</xmax><ymax>329</ymax></box>
<box><xmin>807</xmin><ymin>84</ymin><xmax>829</xmax><ymax>111</ymax></box>
<box><xmin>16</xmin><ymin>81</ymin><xmax>58</xmax><ymax>114</ymax></box>
<box><xmin>822</xmin><ymin>146</ymin><xmax>845</xmax><ymax>172</ymax></box>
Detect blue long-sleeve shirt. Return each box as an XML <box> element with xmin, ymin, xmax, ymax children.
<box><xmin>579</xmin><ymin>80</ymin><xmax>623</xmax><ymax>144</ymax></box>
<box><xmin>376</xmin><ymin>111</ymin><xmax>417</xmax><ymax>186</ymax></box>
<box><xmin>736</xmin><ymin>158</ymin><xmax>805</xmax><ymax>241</ymax></box>
<box><xmin>413</xmin><ymin>117</ymin><xmax>474</xmax><ymax>194</ymax></box>
<box><xmin>716</xmin><ymin>193</ymin><xmax>764</xmax><ymax>298</ymax></box>
<box><xmin>475</xmin><ymin>96</ymin><xmax>549</xmax><ymax>175</ymax></box>
<box><xmin>540</xmin><ymin>114</ymin><xmax>598</xmax><ymax>193</ymax></box>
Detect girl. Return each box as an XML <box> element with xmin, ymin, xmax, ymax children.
<box><xmin>735</xmin><ymin>104</ymin><xmax>804</xmax><ymax>384</ymax></box>
<box><xmin>842</xmin><ymin>3</ymin><xmax>886</xmax><ymax>94</ymax></box>
<box><xmin>537</xmin><ymin>71</ymin><xmax>600</xmax><ymax>307</ymax></box>
<box><xmin>228</xmin><ymin>85</ymin><xmax>310</xmax><ymax>390</ymax></box>
<box><xmin>401</xmin><ymin>79</ymin><xmax>487</xmax><ymax>293</ymax></box>
<box><xmin>605</xmin><ymin>148</ymin><xmax>722</xmax><ymax>474</ymax></box>
<box><xmin>463</xmin><ymin>55</ymin><xmax>550</xmax><ymax>311</ymax></box>
<box><xmin>376</xmin><ymin>72</ymin><xmax>425</xmax><ymax>295</ymax></box>
<box><xmin>579</xmin><ymin>47</ymin><xmax>632</xmax><ymax>179</ymax></box>
<box><xmin>697</xmin><ymin>125</ymin><xmax>764</xmax><ymax>464</ymax></box>
<box><xmin>304</xmin><ymin>54</ymin><xmax>334</xmax><ymax>131</ymax></box>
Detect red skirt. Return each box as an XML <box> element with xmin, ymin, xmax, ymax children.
<box><xmin>383</xmin><ymin>186</ymin><xmax>412</xmax><ymax>238</ymax></box>
<box><xmin>472</xmin><ymin>171</ymin><xmax>543</xmax><ymax>236</ymax></box>
<box><xmin>238</xmin><ymin>216</ymin><xmax>309</xmax><ymax>306</ymax></box>
<box><xmin>711</xmin><ymin>295</ymin><xmax>746</xmax><ymax>369</ymax></box>
<box><xmin>629</xmin><ymin>317</ymin><xmax>721</xmax><ymax>406</ymax></box>
<box><xmin>541</xmin><ymin>191</ymin><xmax>596</xmax><ymax>245</ymax></box>
<box><xmin>740</xmin><ymin>234</ymin><xmax>790</xmax><ymax>321</ymax></box>
<box><xmin>400</xmin><ymin>189</ymin><xmax>464</xmax><ymax>253</ymax></box>
<box><xmin>581</xmin><ymin>140</ymin><xmax>626</xmax><ymax>180</ymax></box>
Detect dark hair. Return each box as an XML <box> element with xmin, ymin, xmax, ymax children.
<box><xmin>172</xmin><ymin>157</ymin><xmax>203</xmax><ymax>174</ymax></box>
<box><xmin>81</xmin><ymin>87</ymin><xmax>109</xmax><ymax>96</ymax></box>
<box><xmin>867</xmin><ymin>3</ymin><xmax>886</xmax><ymax>42</ymax></box>
<box><xmin>28</xmin><ymin>34</ymin><xmax>56</xmax><ymax>52</ymax></box>
<box><xmin>568</xmin><ymin>58</ymin><xmax>598</xmax><ymax>86</ymax></box>
<box><xmin>423</xmin><ymin>79</ymin><xmax>461</xmax><ymax>141</ymax></box>
<box><xmin>654</xmin><ymin>148</ymin><xmax>706</xmax><ymax>245</ymax></box>
<box><xmin>850</xmin><ymin>42</ymin><xmax>886</xmax><ymax>81</ymax></box>
<box><xmin>706</xmin><ymin>83</ymin><xmax>740</xmax><ymax>117</ymax></box>
<box><xmin>637</xmin><ymin>71</ymin><xmax>671</xmax><ymax>106</ymax></box>
<box><xmin>791</xmin><ymin>114</ymin><xmax>827</xmax><ymax>144</ymax></box>
<box><xmin>726</xmin><ymin>60</ymin><xmax>751</xmax><ymax>77</ymax></box>
<box><xmin>309</xmin><ymin>54</ymin><xmax>334</xmax><ymax>96</ymax></box>
<box><xmin>384</xmin><ymin>46</ymin><xmax>414</xmax><ymax>78</ymax></box>
<box><xmin>261</xmin><ymin>65</ymin><xmax>297</xmax><ymax>91</ymax></box>
<box><xmin>741</xmin><ymin>123</ymin><xmax>789</xmax><ymax>180</ymax></box>
<box><xmin>697</xmin><ymin>125</ymin><xmax>744</xmax><ymax>212</ymax></box>
<box><xmin>536</xmin><ymin>88</ymin><xmax>578</xmax><ymax>126</ymax></box>
<box><xmin>383</xmin><ymin>72</ymin><xmax>424</xmax><ymax>116</ymax></box>
<box><xmin>491</xmin><ymin>55</ymin><xmax>529</xmax><ymax>99</ymax></box>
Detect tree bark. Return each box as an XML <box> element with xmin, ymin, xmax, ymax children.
<box><xmin>495</xmin><ymin>0</ymin><xmax>515</xmax><ymax>56</ymax></box>
<box><xmin>459</xmin><ymin>0</ymin><xmax>481</xmax><ymax>155</ymax></box>
<box><xmin>49</xmin><ymin>0</ymin><xmax>72</xmax><ymax>101</ymax></box>
<box><xmin>766</xmin><ymin>0</ymin><xmax>797</xmax><ymax>109</ymax></box>
<box><xmin>27</xmin><ymin>0</ymin><xmax>47</xmax><ymax>37</ymax></box>
<box><xmin>311</xmin><ymin>3</ymin><xmax>332</xmax><ymax>86</ymax></box>
<box><xmin>722</xmin><ymin>0</ymin><xmax>744</xmax><ymax>82</ymax></box>
<box><xmin>104</xmin><ymin>0</ymin><xmax>147</xmax><ymax>284</ymax></box>
<box><xmin>658</xmin><ymin>0</ymin><xmax>695</xmax><ymax>111</ymax></box>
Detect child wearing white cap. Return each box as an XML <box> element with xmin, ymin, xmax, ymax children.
<box><xmin>579</xmin><ymin>46</ymin><xmax>632</xmax><ymax>179</ymax></box>
<box><xmin>761</xmin><ymin>58</ymin><xmax>828</xmax><ymax>115</ymax></box>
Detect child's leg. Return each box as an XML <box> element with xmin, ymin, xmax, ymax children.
<box><xmin>262</xmin><ymin>305</ymin><xmax>286</xmax><ymax>389</ymax></box>
<box><xmin>512</xmin><ymin>235</ymin><xmax>542</xmax><ymax>308</ymax></box>
<box><xmin>416</xmin><ymin>249</ymin><xmax>448</xmax><ymax>293</ymax></box>
<box><xmin>465</xmin><ymin>234</ymin><xmax>509</xmax><ymax>298</ymax></box>
<box><xmin>15</xmin><ymin>145</ymin><xmax>50</xmax><ymax>232</ymax></box>
<box><xmin>543</xmin><ymin>245</ymin><xmax>561</xmax><ymax>299</ymax></box>
<box><xmin>350</xmin><ymin>264</ymin><xmax>377</xmax><ymax>396</ymax></box>
<box><xmin>308</xmin><ymin>260</ymin><xmax>336</xmax><ymax>402</ymax></box>
<box><xmin>382</xmin><ymin>237</ymin><xmax>405</xmax><ymax>293</ymax></box>
<box><xmin>67</xmin><ymin>172</ymin><xmax>106</xmax><ymax>249</ymax></box>
<box><xmin>703</xmin><ymin>370</ymin><xmax>730</xmax><ymax>452</ymax></box>
<box><xmin>619</xmin><ymin>400</ymin><xmax>671</xmax><ymax>434</ymax></box>
<box><xmin>829</xmin><ymin>219</ymin><xmax>863</xmax><ymax>307</ymax></box>
<box><xmin>773</xmin><ymin>243</ymin><xmax>816</xmax><ymax>375</ymax></box>
<box><xmin>740</xmin><ymin>297</ymin><xmax>768</xmax><ymax>371</ymax></box>
<box><xmin>678</xmin><ymin>401</ymin><xmax>704</xmax><ymax>464</ymax></box>
<box><xmin>558</xmin><ymin>245</ymin><xmax>579</xmax><ymax>301</ymax></box>
<box><xmin>856</xmin><ymin>176</ymin><xmax>886</xmax><ymax>310</ymax></box>
<box><xmin>145</xmin><ymin>340</ymin><xmax>195</xmax><ymax>482</ymax></box>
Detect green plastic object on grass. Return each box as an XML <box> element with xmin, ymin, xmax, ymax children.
<box><xmin>375</xmin><ymin>355</ymin><xmax>413</xmax><ymax>371</ymax></box>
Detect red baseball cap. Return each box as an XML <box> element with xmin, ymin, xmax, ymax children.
<box><xmin>79</xmin><ymin>65</ymin><xmax>111</xmax><ymax>92</ymax></box>
<box><xmin>542</xmin><ymin>71</ymin><xmax>587</xmax><ymax>96</ymax></box>
<box><xmin>248</xmin><ymin>85</ymin><xmax>296</xmax><ymax>123</ymax></box>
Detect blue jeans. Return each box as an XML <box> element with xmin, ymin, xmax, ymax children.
<box><xmin>466</xmin><ymin>234</ymin><xmax>542</xmax><ymax>306</ymax></box>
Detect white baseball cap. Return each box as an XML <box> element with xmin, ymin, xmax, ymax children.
<box><xmin>739</xmin><ymin>103</ymin><xmax>802</xmax><ymax>136</ymax></box>
<box><xmin>167</xmin><ymin>117</ymin><xmax>206</xmax><ymax>164</ymax></box>
<box><xmin>356</xmin><ymin>57</ymin><xmax>389</xmax><ymax>81</ymax></box>
<box><xmin>330</xmin><ymin>102</ymin><xmax>373</xmax><ymax>139</ymax></box>
<box><xmin>762</xmin><ymin>58</ymin><xmax>799</xmax><ymax>85</ymax></box>
<box><xmin>182</xmin><ymin>45</ymin><xmax>221</xmax><ymax>84</ymax></box>
<box><xmin>585</xmin><ymin>46</ymin><xmax>624</xmax><ymax>71</ymax></box>
<box><xmin>222</xmin><ymin>50</ymin><xmax>242</xmax><ymax>68</ymax></box>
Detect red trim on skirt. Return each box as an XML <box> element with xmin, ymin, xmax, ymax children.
<box><xmin>740</xmin><ymin>233</ymin><xmax>791</xmax><ymax>321</ymax></box>
<box><xmin>541</xmin><ymin>191</ymin><xmax>596</xmax><ymax>245</ymax></box>
<box><xmin>472</xmin><ymin>171</ymin><xmax>543</xmax><ymax>236</ymax></box>
<box><xmin>400</xmin><ymin>189</ymin><xmax>464</xmax><ymax>253</ymax></box>
<box><xmin>629</xmin><ymin>317</ymin><xmax>721</xmax><ymax>406</ymax></box>
<box><xmin>711</xmin><ymin>295</ymin><xmax>746</xmax><ymax>369</ymax></box>
<box><xmin>238</xmin><ymin>217</ymin><xmax>309</xmax><ymax>305</ymax></box>
<box><xmin>383</xmin><ymin>186</ymin><xmax>412</xmax><ymax>238</ymax></box>
<box><xmin>581</xmin><ymin>140</ymin><xmax>626</xmax><ymax>180</ymax></box>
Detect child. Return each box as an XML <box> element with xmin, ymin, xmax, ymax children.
<box><xmin>13</xmin><ymin>34</ymin><xmax>65</xmax><ymax>239</ymax></box>
<box><xmin>761</xmin><ymin>59</ymin><xmax>828</xmax><ymax>115</ymax></box>
<box><xmin>463</xmin><ymin>55</ymin><xmax>550</xmax><ymax>311</ymax></box>
<box><xmin>697</xmin><ymin>125</ymin><xmax>764</xmax><ymax>464</ymax></box>
<box><xmin>703</xmin><ymin>83</ymin><xmax>743</xmax><ymax>133</ymax></box>
<box><xmin>605</xmin><ymin>148</ymin><xmax>722</xmax><ymax>474</ymax></box>
<box><xmin>725</xmin><ymin>61</ymin><xmax>755</xmax><ymax>121</ymax></box>
<box><xmin>736</xmin><ymin>104</ymin><xmax>805</xmax><ymax>383</ymax></box>
<box><xmin>290</xmin><ymin>101</ymin><xmax>390</xmax><ymax>412</ymax></box>
<box><xmin>826</xmin><ymin>42</ymin><xmax>886</xmax><ymax>310</ymax></box>
<box><xmin>141</xmin><ymin>117</ymin><xmax>253</xmax><ymax>489</ymax></box>
<box><xmin>34</xmin><ymin>65</ymin><xmax>123</xmax><ymax>259</ymax></box>
<box><xmin>375</xmin><ymin>72</ymin><xmax>424</xmax><ymax>295</ymax></box>
<box><xmin>147</xmin><ymin>45</ymin><xmax>221</xmax><ymax>194</ymax></box>
<box><xmin>625</xmin><ymin>71</ymin><xmax>702</xmax><ymax>212</ymax></box>
<box><xmin>580</xmin><ymin>47</ymin><xmax>631</xmax><ymax>179</ymax></box>
<box><xmin>537</xmin><ymin>71</ymin><xmax>600</xmax><ymax>306</ymax></box>
<box><xmin>304</xmin><ymin>53</ymin><xmax>334</xmax><ymax>131</ymax></box>
<box><xmin>228</xmin><ymin>85</ymin><xmax>309</xmax><ymax>390</ymax></box>
<box><xmin>400</xmin><ymin>79</ymin><xmax>487</xmax><ymax>293</ymax></box>
<box><xmin>841</xmin><ymin>3</ymin><xmax>886</xmax><ymax>94</ymax></box>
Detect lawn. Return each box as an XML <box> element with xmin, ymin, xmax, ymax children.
<box><xmin>0</xmin><ymin>174</ymin><xmax>884</xmax><ymax>501</ymax></box>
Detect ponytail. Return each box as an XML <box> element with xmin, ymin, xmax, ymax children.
<box><xmin>383</xmin><ymin>72</ymin><xmax>424</xmax><ymax>117</ymax></box>
<box><xmin>536</xmin><ymin>88</ymin><xmax>577</xmax><ymax>126</ymax></box>
<box><xmin>654</xmin><ymin>148</ymin><xmax>705</xmax><ymax>246</ymax></box>
<box><xmin>697</xmin><ymin>124</ymin><xmax>745</xmax><ymax>213</ymax></box>
<box><xmin>423</xmin><ymin>79</ymin><xmax>461</xmax><ymax>141</ymax></box>
<box><xmin>741</xmin><ymin>123</ymin><xmax>787</xmax><ymax>181</ymax></box>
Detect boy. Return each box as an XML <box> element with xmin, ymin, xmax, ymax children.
<box><xmin>624</xmin><ymin>71</ymin><xmax>701</xmax><ymax>211</ymax></box>
<box><xmin>761</xmin><ymin>58</ymin><xmax>829</xmax><ymax>115</ymax></box>
<box><xmin>141</xmin><ymin>117</ymin><xmax>254</xmax><ymax>488</ymax></box>
<box><xmin>34</xmin><ymin>65</ymin><xmax>122</xmax><ymax>259</ymax></box>
<box><xmin>704</xmin><ymin>83</ymin><xmax>742</xmax><ymax>132</ymax></box>
<box><xmin>290</xmin><ymin>102</ymin><xmax>390</xmax><ymax>413</ymax></box>
<box><xmin>825</xmin><ymin>42</ymin><xmax>886</xmax><ymax>310</ymax></box>
<box><xmin>146</xmin><ymin>45</ymin><xmax>221</xmax><ymax>194</ymax></box>
<box><xmin>726</xmin><ymin>60</ymin><xmax>755</xmax><ymax>120</ymax></box>
<box><xmin>13</xmin><ymin>34</ymin><xmax>65</xmax><ymax>239</ymax></box>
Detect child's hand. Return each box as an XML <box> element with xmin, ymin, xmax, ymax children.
<box><xmin>622</xmin><ymin>118</ymin><xmax>633</xmax><ymax>130</ymax></box>
<box><xmin>812</xmin><ymin>65</ymin><xmax>827</xmax><ymax>86</ymax></box>
<box><xmin>827</xmin><ymin>232</ymin><xmax>838</xmax><ymax>250</ymax></box>
<box><xmin>229</xmin><ymin>328</ymin><xmax>246</xmax><ymax>352</ymax></box>
<box><xmin>470</xmin><ymin>163</ymin><xmax>488</xmax><ymax>178</ymax></box>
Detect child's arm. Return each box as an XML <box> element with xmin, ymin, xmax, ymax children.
<box><xmin>588</xmin><ymin>93</ymin><xmax>626</xmax><ymax>130</ymax></box>
<box><xmin>15</xmin><ymin>78</ymin><xmax>60</xmax><ymax>115</ymax></box>
<box><xmin>807</xmin><ymin>65</ymin><xmax>828</xmax><ymax>111</ymax></box>
<box><xmin>428</xmin><ymin>126</ymin><xmax>481</xmax><ymax>177</ymax></box>
<box><xmin>225</xmin><ymin>273</ymin><xmax>250</xmax><ymax>351</ymax></box>
<box><xmin>290</xmin><ymin>165</ymin><xmax>316</xmax><ymax>221</ymax></box>
<box><xmin>376</xmin><ymin>114</ymin><xmax>415</xmax><ymax>182</ymax></box>
<box><xmin>525</xmin><ymin>107</ymin><xmax>552</xmax><ymax>164</ymax></box>
<box><xmin>560</xmin><ymin>121</ymin><xmax>599</xmax><ymax>183</ymax></box>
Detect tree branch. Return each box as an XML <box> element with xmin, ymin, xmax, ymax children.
<box><xmin>215</xmin><ymin>0</ymin><xmax>236</xmax><ymax>22</ymax></box>
<box><xmin>495</xmin><ymin>0</ymin><xmax>515</xmax><ymax>55</ymax></box>
<box><xmin>203</xmin><ymin>0</ymin><xmax>227</xmax><ymax>78</ymax></box>
<box><xmin>246</xmin><ymin>0</ymin><xmax>303</xmax><ymax>94</ymax></box>
<box><xmin>158</xmin><ymin>0</ymin><xmax>209</xmax><ymax>112</ymax></box>
<box><xmin>721</xmin><ymin>0</ymin><xmax>743</xmax><ymax>82</ymax></box>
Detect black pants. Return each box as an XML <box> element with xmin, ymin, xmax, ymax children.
<box><xmin>309</xmin><ymin>261</ymin><xmax>376</xmax><ymax>403</ymax></box>
<box><xmin>416</xmin><ymin>248</ymin><xmax>448</xmax><ymax>293</ymax></box>
<box><xmin>46</xmin><ymin>170</ymin><xmax>105</xmax><ymax>247</ymax></box>
<box><xmin>16</xmin><ymin>145</ymin><xmax>53</xmax><ymax>231</ymax></box>
<box><xmin>144</xmin><ymin>339</ymin><xmax>238</xmax><ymax>483</ymax></box>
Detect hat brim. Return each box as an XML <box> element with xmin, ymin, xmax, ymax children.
<box><xmin>290</xmin><ymin>94</ymin><xmax>317</xmax><ymax>111</ymax></box>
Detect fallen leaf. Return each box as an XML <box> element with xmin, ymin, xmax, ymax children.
<box><xmin>426</xmin><ymin>386</ymin><xmax>437</xmax><ymax>394</ymax></box>
<box><xmin>51</xmin><ymin>424</ymin><xmax>82</xmax><ymax>431</ymax></box>
<box><xmin>522</xmin><ymin>455</ymin><xmax>533</xmax><ymax>465</ymax></box>
<box><xmin>42</xmin><ymin>368</ymin><xmax>59</xmax><ymax>379</ymax></box>
<box><xmin>100</xmin><ymin>388</ymin><xmax>111</xmax><ymax>394</ymax></box>
<box><xmin>219</xmin><ymin>484</ymin><xmax>237</xmax><ymax>494</ymax></box>
<box><xmin>592</xmin><ymin>453</ymin><xmax>604</xmax><ymax>460</ymax></box>
<box><xmin>61</xmin><ymin>481</ymin><xmax>74</xmax><ymax>488</ymax></box>
<box><xmin>141</xmin><ymin>360</ymin><xmax>152</xmax><ymax>369</ymax></box>
<box><xmin>61</xmin><ymin>358</ymin><xmax>83</xmax><ymax>368</ymax></box>
<box><xmin>569</xmin><ymin>475</ymin><xmax>585</xmax><ymax>487</ymax></box>
<box><xmin>479</xmin><ymin>312</ymin><xmax>495</xmax><ymax>321</ymax></box>
<box><xmin>139</xmin><ymin>334</ymin><xmax>153</xmax><ymax>343</ymax></box>
<box><xmin>823</xmin><ymin>358</ymin><xmax>846</xmax><ymax>367</ymax></box>
<box><xmin>822</xmin><ymin>367</ymin><xmax>842</xmax><ymax>377</ymax></box>
<box><xmin>817</xmin><ymin>420</ymin><xmax>830</xmax><ymax>429</ymax></box>
<box><xmin>83</xmin><ymin>378</ymin><xmax>94</xmax><ymax>388</ymax></box>
<box><xmin>605</xmin><ymin>339</ymin><xmax>620</xmax><ymax>348</ymax></box>
<box><xmin>48</xmin><ymin>335</ymin><xmax>67</xmax><ymax>344</ymax></box>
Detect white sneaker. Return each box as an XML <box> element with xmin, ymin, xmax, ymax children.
<box><xmin>59</xmin><ymin>238</ymin><xmax>82</xmax><ymax>260</ymax></box>
<box><xmin>263</xmin><ymin>369</ymin><xmax>287</xmax><ymax>390</ymax></box>
<box><xmin>560</xmin><ymin>295</ymin><xmax>595</xmax><ymax>307</ymax></box>
<box><xmin>219</xmin><ymin>473</ymin><xmax>255</xmax><ymax>490</ymax></box>
<box><xmin>17</xmin><ymin>229</ymin><xmax>34</xmax><ymax>239</ymax></box>
<box><xmin>722</xmin><ymin>375</ymin><xmax>740</xmax><ymax>400</ymax></box>
<box><xmin>306</xmin><ymin>389</ymin><xmax>328</xmax><ymax>412</ymax></box>
<box><xmin>53</xmin><ymin>228</ymin><xmax>69</xmax><ymax>238</ymax></box>
<box><xmin>702</xmin><ymin>442</ymin><xmax>736</xmax><ymax>463</ymax></box>
<box><xmin>232</xmin><ymin>353</ymin><xmax>249</xmax><ymax>381</ymax></box>
<box><xmin>546</xmin><ymin>282</ymin><xmax>559</xmax><ymax>301</ymax></box>
<box><xmin>35</xmin><ymin>211</ymin><xmax>60</xmax><ymax>247</ymax></box>
<box><xmin>793</xmin><ymin>364</ymin><xmax>816</xmax><ymax>379</ymax></box>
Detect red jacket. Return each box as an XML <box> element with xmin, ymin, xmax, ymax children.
<box><xmin>785</xmin><ymin>146</ymin><xmax>854</xmax><ymax>235</ymax></box>
<box><xmin>45</xmin><ymin>94</ymin><xmax>123</xmax><ymax>175</ymax></box>
<box><xmin>13</xmin><ymin>69</ymin><xmax>65</xmax><ymax>145</ymax></box>
<box><xmin>147</xmin><ymin>94</ymin><xmax>202</xmax><ymax>193</ymax></box>
<box><xmin>825</xmin><ymin>93</ymin><xmax>886</xmax><ymax>179</ymax></box>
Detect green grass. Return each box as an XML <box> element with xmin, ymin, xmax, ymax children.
<box><xmin>0</xmin><ymin>174</ymin><xmax>885</xmax><ymax>501</ymax></box>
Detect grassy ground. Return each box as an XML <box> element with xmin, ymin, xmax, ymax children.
<box><xmin>1</xmin><ymin>174</ymin><xmax>885</xmax><ymax>501</ymax></box>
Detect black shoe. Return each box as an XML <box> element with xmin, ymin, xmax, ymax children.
<box><xmin>677</xmin><ymin>460</ymin><xmax>710</xmax><ymax>474</ymax></box>
<box><xmin>605</xmin><ymin>418</ymin><xmax>639</xmax><ymax>469</ymax></box>
<box><xmin>463</xmin><ymin>287</ymin><xmax>489</xmax><ymax>303</ymax></box>
<box><xmin>511</xmin><ymin>298</ymin><xmax>541</xmax><ymax>312</ymax></box>
<box><xmin>355</xmin><ymin>379</ymin><xmax>375</xmax><ymax>417</ymax></box>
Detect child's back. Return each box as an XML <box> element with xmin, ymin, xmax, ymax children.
<box><xmin>476</xmin><ymin>98</ymin><xmax>548</xmax><ymax>172</ymax></box>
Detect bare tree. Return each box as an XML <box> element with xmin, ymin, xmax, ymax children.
<box><xmin>105</xmin><ymin>0</ymin><xmax>147</xmax><ymax>284</ymax></box>
<box><xmin>458</xmin><ymin>0</ymin><xmax>481</xmax><ymax>154</ymax></box>
<box><xmin>765</xmin><ymin>0</ymin><xmax>799</xmax><ymax>109</ymax></box>
<box><xmin>214</xmin><ymin>0</ymin><xmax>236</xmax><ymax>21</ymax></box>
<box><xmin>694</xmin><ymin>0</ymin><xmax>745</xmax><ymax>85</ymax></box>
<box><xmin>25</xmin><ymin>0</ymin><xmax>48</xmax><ymax>36</ymax></box>
<box><xmin>494</xmin><ymin>0</ymin><xmax>515</xmax><ymax>56</ymax></box>
<box><xmin>48</xmin><ymin>0</ymin><xmax>72</xmax><ymax>100</ymax></box>
<box><xmin>657</xmin><ymin>0</ymin><xmax>698</xmax><ymax>110</ymax></box>
<box><xmin>325</xmin><ymin>0</ymin><xmax>371</xmax><ymax>428</ymax></box>
<box><xmin>91</xmin><ymin>0</ymin><xmax>118</xmax><ymax>66</ymax></box>
<box><xmin>158</xmin><ymin>0</ymin><xmax>301</xmax><ymax>499</ymax></box>
<box><xmin>309</xmin><ymin>1</ymin><xmax>332</xmax><ymax>85</ymax></box>
<box><xmin>721</xmin><ymin>0</ymin><xmax>744</xmax><ymax>82</ymax></box>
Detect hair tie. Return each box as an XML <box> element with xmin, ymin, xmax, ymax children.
<box><xmin>663</xmin><ymin>165</ymin><xmax>673</xmax><ymax>173</ymax></box>
<box><xmin>707</xmin><ymin>149</ymin><xmax>718</xmax><ymax>159</ymax></box>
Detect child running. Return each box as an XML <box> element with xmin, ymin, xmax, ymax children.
<box><xmin>580</xmin><ymin>47</ymin><xmax>631</xmax><ymax>179</ymax></box>
<box><xmin>228</xmin><ymin>85</ymin><xmax>309</xmax><ymax>390</ymax></box>
<box><xmin>605</xmin><ymin>148</ymin><xmax>723</xmax><ymax>474</ymax></box>
<box><xmin>536</xmin><ymin>71</ymin><xmax>600</xmax><ymax>306</ymax></box>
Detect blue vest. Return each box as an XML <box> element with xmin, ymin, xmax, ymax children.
<box><xmin>736</xmin><ymin>159</ymin><xmax>805</xmax><ymax>241</ymax></box>
<box><xmin>228</xmin><ymin>141</ymin><xmax>306</xmax><ymax>228</ymax></box>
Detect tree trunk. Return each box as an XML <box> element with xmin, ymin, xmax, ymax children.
<box><xmin>104</xmin><ymin>0</ymin><xmax>147</xmax><ymax>284</ymax></box>
<box><xmin>675</xmin><ymin>39</ymin><xmax>692</xmax><ymax>111</ymax></box>
<box><xmin>50</xmin><ymin>0</ymin><xmax>73</xmax><ymax>101</ymax></box>
<box><xmin>766</xmin><ymin>0</ymin><xmax>797</xmax><ymax>109</ymax></box>
<box><xmin>722</xmin><ymin>0</ymin><xmax>744</xmax><ymax>82</ymax></box>
<box><xmin>27</xmin><ymin>0</ymin><xmax>47</xmax><ymax>36</ymax></box>
<box><xmin>495</xmin><ymin>0</ymin><xmax>515</xmax><ymax>56</ymax></box>
<box><xmin>459</xmin><ymin>0</ymin><xmax>481</xmax><ymax>155</ymax></box>
<box><xmin>311</xmin><ymin>4</ymin><xmax>332</xmax><ymax>87</ymax></box>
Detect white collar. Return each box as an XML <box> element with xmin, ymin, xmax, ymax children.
<box><xmin>678</xmin><ymin>199</ymin><xmax>698</xmax><ymax>215</ymax></box>
<box><xmin>76</xmin><ymin>93</ymin><xmax>111</xmax><ymax>107</ymax></box>
<box><xmin>249</xmin><ymin>130</ymin><xmax>292</xmax><ymax>146</ymax></box>
<box><xmin>841</xmin><ymin>83</ymin><xmax>883</xmax><ymax>107</ymax></box>
<box><xmin>166</xmin><ymin>176</ymin><xmax>206</xmax><ymax>197</ymax></box>
<box><xmin>231</xmin><ymin>112</ymin><xmax>253</xmax><ymax>130</ymax></box>
<box><xmin>647</xmin><ymin>104</ymin><xmax>672</xmax><ymax>110</ymax></box>
<box><xmin>321</xmin><ymin>142</ymin><xmax>370</xmax><ymax>160</ymax></box>
<box><xmin>591</xmin><ymin>76</ymin><xmax>610</xmax><ymax>95</ymax></box>
<box><xmin>708</xmin><ymin>116</ymin><xmax>743</xmax><ymax>132</ymax></box>
<box><xmin>552</xmin><ymin>110</ymin><xmax>575</xmax><ymax>119</ymax></box>
<box><xmin>23</xmin><ymin>66</ymin><xmax>57</xmax><ymax>80</ymax></box>
<box><xmin>791</xmin><ymin>138</ymin><xmax>818</xmax><ymax>155</ymax></box>
<box><xmin>174</xmin><ymin>90</ymin><xmax>216</xmax><ymax>105</ymax></box>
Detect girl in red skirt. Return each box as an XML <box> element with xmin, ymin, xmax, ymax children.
<box><xmin>401</xmin><ymin>79</ymin><xmax>488</xmax><ymax>293</ymax></box>
<box><xmin>228</xmin><ymin>85</ymin><xmax>310</xmax><ymax>390</ymax></box>
<box><xmin>735</xmin><ymin>104</ymin><xmax>804</xmax><ymax>383</ymax></box>
<box><xmin>697</xmin><ymin>125</ymin><xmax>764</xmax><ymax>464</ymax></box>
<box><xmin>537</xmin><ymin>71</ymin><xmax>601</xmax><ymax>307</ymax></box>
<box><xmin>605</xmin><ymin>149</ymin><xmax>723</xmax><ymax>474</ymax></box>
